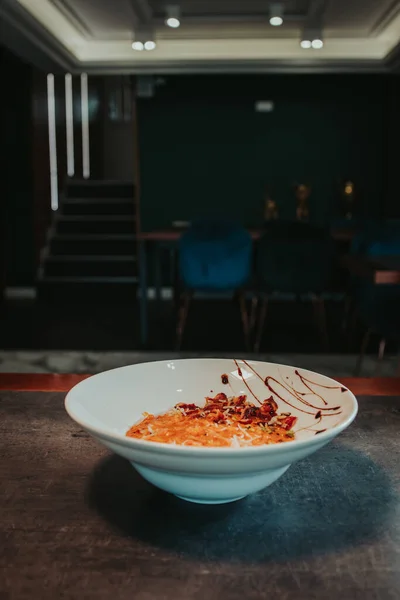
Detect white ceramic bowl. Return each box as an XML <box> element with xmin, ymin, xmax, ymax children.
<box><xmin>65</xmin><ymin>359</ymin><xmax>358</xmax><ymax>504</ymax></box>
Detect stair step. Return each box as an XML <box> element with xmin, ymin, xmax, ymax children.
<box><xmin>57</xmin><ymin>215</ymin><xmax>134</xmax><ymax>221</ymax></box>
<box><xmin>62</xmin><ymin>198</ymin><xmax>135</xmax><ymax>216</ymax></box>
<box><xmin>39</xmin><ymin>275</ymin><xmax>138</xmax><ymax>283</ymax></box>
<box><xmin>50</xmin><ymin>234</ymin><xmax>137</xmax><ymax>256</ymax></box>
<box><xmin>66</xmin><ymin>180</ymin><xmax>134</xmax><ymax>199</ymax></box>
<box><xmin>47</xmin><ymin>255</ymin><xmax>136</xmax><ymax>261</ymax></box>
<box><xmin>44</xmin><ymin>255</ymin><xmax>137</xmax><ymax>277</ymax></box>
<box><xmin>64</xmin><ymin>198</ymin><xmax>133</xmax><ymax>204</ymax></box>
<box><xmin>56</xmin><ymin>215</ymin><xmax>135</xmax><ymax>235</ymax></box>
<box><xmin>37</xmin><ymin>275</ymin><xmax>138</xmax><ymax>304</ymax></box>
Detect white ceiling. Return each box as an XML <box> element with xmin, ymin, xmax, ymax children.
<box><xmin>2</xmin><ymin>0</ymin><xmax>400</xmax><ymax>72</ymax></box>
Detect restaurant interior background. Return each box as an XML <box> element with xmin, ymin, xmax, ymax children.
<box><xmin>1</xmin><ymin>0</ymin><xmax>400</xmax><ymax>376</ymax></box>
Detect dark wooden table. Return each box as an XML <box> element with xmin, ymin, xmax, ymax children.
<box><xmin>137</xmin><ymin>226</ymin><xmax>356</xmax><ymax>345</ymax></box>
<box><xmin>342</xmin><ymin>254</ymin><xmax>400</xmax><ymax>284</ymax></box>
<box><xmin>1</xmin><ymin>374</ymin><xmax>399</xmax><ymax>600</ymax></box>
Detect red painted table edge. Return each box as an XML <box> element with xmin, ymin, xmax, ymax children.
<box><xmin>0</xmin><ymin>373</ymin><xmax>399</xmax><ymax>396</ymax></box>
<box><xmin>0</xmin><ymin>374</ymin><xmax>92</xmax><ymax>392</ymax></box>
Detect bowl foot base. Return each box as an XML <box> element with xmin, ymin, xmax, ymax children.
<box><xmin>175</xmin><ymin>494</ymin><xmax>245</xmax><ymax>505</ymax></box>
<box><xmin>133</xmin><ymin>462</ymin><xmax>292</xmax><ymax>505</ymax></box>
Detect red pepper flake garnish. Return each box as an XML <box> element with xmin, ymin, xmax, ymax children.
<box><xmin>213</xmin><ymin>393</ymin><xmax>228</xmax><ymax>401</ymax></box>
<box><xmin>176</xmin><ymin>403</ymin><xmax>197</xmax><ymax>411</ymax></box>
<box><xmin>221</xmin><ymin>374</ymin><xmax>229</xmax><ymax>384</ymax></box>
<box><xmin>281</xmin><ymin>416</ymin><xmax>297</xmax><ymax>430</ymax></box>
<box><xmin>264</xmin><ymin>396</ymin><xmax>278</xmax><ymax>412</ymax></box>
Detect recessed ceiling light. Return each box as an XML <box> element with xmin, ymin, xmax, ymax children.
<box><xmin>301</xmin><ymin>25</ymin><xmax>324</xmax><ymax>50</ymax></box>
<box><xmin>269</xmin><ymin>16</ymin><xmax>283</xmax><ymax>26</ymax></box>
<box><xmin>166</xmin><ymin>17</ymin><xmax>180</xmax><ymax>28</ymax></box>
<box><xmin>166</xmin><ymin>5</ymin><xmax>181</xmax><ymax>28</ymax></box>
<box><xmin>269</xmin><ymin>3</ymin><xmax>283</xmax><ymax>27</ymax></box>
<box><xmin>312</xmin><ymin>38</ymin><xmax>324</xmax><ymax>49</ymax></box>
<box><xmin>144</xmin><ymin>40</ymin><xmax>156</xmax><ymax>51</ymax></box>
<box><xmin>133</xmin><ymin>26</ymin><xmax>156</xmax><ymax>51</ymax></box>
<box><xmin>132</xmin><ymin>41</ymin><xmax>144</xmax><ymax>51</ymax></box>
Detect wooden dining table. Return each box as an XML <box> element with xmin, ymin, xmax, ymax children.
<box><xmin>1</xmin><ymin>373</ymin><xmax>399</xmax><ymax>599</ymax></box>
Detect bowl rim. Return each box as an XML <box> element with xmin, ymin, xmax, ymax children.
<box><xmin>64</xmin><ymin>358</ymin><xmax>358</xmax><ymax>456</ymax></box>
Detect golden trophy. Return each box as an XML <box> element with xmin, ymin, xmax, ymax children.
<box><xmin>294</xmin><ymin>183</ymin><xmax>311</xmax><ymax>221</ymax></box>
<box><xmin>264</xmin><ymin>187</ymin><xmax>278</xmax><ymax>221</ymax></box>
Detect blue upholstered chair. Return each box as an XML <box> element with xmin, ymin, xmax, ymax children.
<box><xmin>254</xmin><ymin>221</ymin><xmax>335</xmax><ymax>352</ymax></box>
<box><xmin>344</xmin><ymin>221</ymin><xmax>400</xmax><ymax>334</ymax></box>
<box><xmin>354</xmin><ymin>233</ymin><xmax>400</xmax><ymax>374</ymax></box>
<box><xmin>176</xmin><ymin>219</ymin><xmax>252</xmax><ymax>349</ymax></box>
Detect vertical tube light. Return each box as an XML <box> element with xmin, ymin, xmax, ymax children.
<box><xmin>47</xmin><ymin>73</ymin><xmax>59</xmax><ymax>211</ymax></box>
<box><xmin>65</xmin><ymin>73</ymin><xmax>75</xmax><ymax>177</ymax></box>
<box><xmin>81</xmin><ymin>73</ymin><xmax>90</xmax><ymax>179</ymax></box>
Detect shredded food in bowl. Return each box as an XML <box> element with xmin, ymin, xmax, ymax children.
<box><xmin>126</xmin><ymin>393</ymin><xmax>297</xmax><ymax>447</ymax></box>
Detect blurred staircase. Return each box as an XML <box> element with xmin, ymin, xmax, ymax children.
<box><xmin>38</xmin><ymin>180</ymin><xmax>138</xmax><ymax>303</ymax></box>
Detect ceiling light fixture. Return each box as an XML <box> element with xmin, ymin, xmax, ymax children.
<box><xmin>311</xmin><ymin>38</ymin><xmax>324</xmax><ymax>49</ymax></box>
<box><xmin>166</xmin><ymin>5</ymin><xmax>181</xmax><ymax>28</ymax></box>
<box><xmin>144</xmin><ymin>40</ymin><xmax>156</xmax><ymax>51</ymax></box>
<box><xmin>300</xmin><ymin>26</ymin><xmax>324</xmax><ymax>50</ymax></box>
<box><xmin>269</xmin><ymin>2</ymin><xmax>283</xmax><ymax>26</ymax></box>
<box><xmin>132</xmin><ymin>41</ymin><xmax>144</xmax><ymax>51</ymax></box>
<box><xmin>132</xmin><ymin>26</ymin><xmax>156</xmax><ymax>51</ymax></box>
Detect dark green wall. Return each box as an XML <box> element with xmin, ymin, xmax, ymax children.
<box><xmin>1</xmin><ymin>46</ymin><xmax>34</xmax><ymax>286</ymax></box>
<box><xmin>138</xmin><ymin>74</ymin><xmax>393</xmax><ymax>231</ymax></box>
<box><xmin>0</xmin><ymin>66</ymin><xmax>396</xmax><ymax>289</ymax></box>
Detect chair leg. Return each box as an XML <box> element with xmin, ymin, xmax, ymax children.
<box><xmin>238</xmin><ymin>292</ymin><xmax>251</xmax><ymax>351</ymax></box>
<box><xmin>375</xmin><ymin>338</ymin><xmax>387</xmax><ymax>376</ymax></box>
<box><xmin>355</xmin><ymin>328</ymin><xmax>371</xmax><ymax>376</ymax></box>
<box><xmin>312</xmin><ymin>296</ymin><xmax>329</xmax><ymax>352</ymax></box>
<box><xmin>254</xmin><ymin>297</ymin><xmax>268</xmax><ymax>353</ymax></box>
<box><xmin>347</xmin><ymin>305</ymin><xmax>359</xmax><ymax>351</ymax></box>
<box><xmin>172</xmin><ymin>250</ymin><xmax>181</xmax><ymax>313</ymax></box>
<box><xmin>249</xmin><ymin>296</ymin><xmax>258</xmax><ymax>332</ymax></box>
<box><xmin>175</xmin><ymin>291</ymin><xmax>192</xmax><ymax>351</ymax></box>
<box><xmin>341</xmin><ymin>294</ymin><xmax>353</xmax><ymax>332</ymax></box>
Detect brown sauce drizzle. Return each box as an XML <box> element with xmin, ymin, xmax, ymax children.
<box><xmin>221</xmin><ymin>361</ymin><xmax>344</xmax><ymax>437</ymax></box>
<box><xmin>264</xmin><ymin>377</ymin><xmax>317</xmax><ymax>415</ymax></box>
<box><xmin>233</xmin><ymin>359</ymin><xmax>261</xmax><ymax>404</ymax></box>
<box><xmin>294</xmin><ymin>370</ymin><xmax>328</xmax><ymax>405</ymax></box>
<box><xmin>238</xmin><ymin>360</ymin><xmax>343</xmax><ymax>434</ymax></box>
<box><xmin>294</xmin><ymin>370</ymin><xmax>347</xmax><ymax>392</ymax></box>
<box><xmin>266</xmin><ymin>378</ymin><xmax>341</xmax><ymax>415</ymax></box>
<box><xmin>294</xmin><ymin>370</ymin><xmax>347</xmax><ymax>401</ymax></box>
<box><xmin>242</xmin><ymin>360</ymin><xmax>341</xmax><ymax>414</ymax></box>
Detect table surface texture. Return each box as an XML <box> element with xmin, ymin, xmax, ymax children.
<box><xmin>1</xmin><ymin>390</ymin><xmax>399</xmax><ymax>600</ymax></box>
